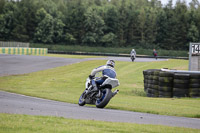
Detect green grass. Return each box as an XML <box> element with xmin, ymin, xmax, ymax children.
<box><xmin>1</xmin><ymin>113</ymin><xmax>199</xmax><ymax>133</ymax></box>
<box><xmin>31</xmin><ymin>43</ymin><xmax>188</xmax><ymax>57</ymax></box>
<box><xmin>0</xmin><ymin>57</ymin><xmax>199</xmax><ymax>118</ymax></box>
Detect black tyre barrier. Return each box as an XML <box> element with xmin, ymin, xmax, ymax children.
<box><xmin>173</xmin><ymin>83</ymin><xmax>189</xmax><ymax>89</ymax></box>
<box><xmin>174</xmin><ymin>73</ymin><xmax>190</xmax><ymax>79</ymax></box>
<box><xmin>189</xmin><ymin>74</ymin><xmax>200</xmax><ymax>97</ymax></box>
<box><xmin>173</xmin><ymin>88</ymin><xmax>189</xmax><ymax>93</ymax></box>
<box><xmin>173</xmin><ymin>87</ymin><xmax>189</xmax><ymax>97</ymax></box>
<box><xmin>173</xmin><ymin>79</ymin><xmax>190</xmax><ymax>84</ymax></box>
<box><xmin>173</xmin><ymin>73</ymin><xmax>190</xmax><ymax>97</ymax></box>
<box><xmin>190</xmin><ymin>79</ymin><xmax>200</xmax><ymax>83</ymax></box>
<box><xmin>189</xmin><ymin>88</ymin><xmax>199</xmax><ymax>93</ymax></box>
<box><xmin>190</xmin><ymin>74</ymin><xmax>200</xmax><ymax>78</ymax></box>
<box><xmin>143</xmin><ymin>71</ymin><xmax>148</xmax><ymax>92</ymax></box>
<box><xmin>189</xmin><ymin>87</ymin><xmax>200</xmax><ymax>97</ymax></box>
<box><xmin>148</xmin><ymin>79</ymin><xmax>159</xmax><ymax>84</ymax></box>
<box><xmin>190</xmin><ymin>93</ymin><xmax>200</xmax><ymax>97</ymax></box>
<box><xmin>152</xmin><ymin>76</ymin><xmax>159</xmax><ymax>80</ymax></box>
<box><xmin>152</xmin><ymin>80</ymin><xmax>159</xmax><ymax>85</ymax></box>
<box><xmin>143</xmin><ymin>69</ymin><xmax>200</xmax><ymax>98</ymax></box>
<box><xmin>159</xmin><ymin>86</ymin><xmax>173</xmax><ymax>92</ymax></box>
<box><xmin>147</xmin><ymin>75</ymin><xmax>153</xmax><ymax>80</ymax></box>
<box><xmin>143</xmin><ymin>69</ymin><xmax>160</xmax><ymax>97</ymax></box>
<box><xmin>189</xmin><ymin>83</ymin><xmax>200</xmax><ymax>88</ymax></box>
<box><xmin>154</xmin><ymin>70</ymin><xmax>160</xmax><ymax>76</ymax></box>
<box><xmin>159</xmin><ymin>71</ymin><xmax>174</xmax><ymax>77</ymax></box>
<box><xmin>146</xmin><ymin>88</ymin><xmax>159</xmax><ymax>97</ymax></box>
<box><xmin>159</xmin><ymin>91</ymin><xmax>172</xmax><ymax>98</ymax></box>
<box><xmin>173</xmin><ymin>92</ymin><xmax>189</xmax><ymax>97</ymax></box>
<box><xmin>143</xmin><ymin>70</ymin><xmax>149</xmax><ymax>75</ymax></box>
<box><xmin>150</xmin><ymin>85</ymin><xmax>159</xmax><ymax>90</ymax></box>
<box><xmin>159</xmin><ymin>77</ymin><xmax>174</xmax><ymax>82</ymax></box>
<box><xmin>159</xmin><ymin>82</ymin><xmax>173</xmax><ymax>87</ymax></box>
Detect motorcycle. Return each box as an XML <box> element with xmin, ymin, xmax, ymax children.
<box><xmin>78</xmin><ymin>76</ymin><xmax>120</xmax><ymax>108</ymax></box>
<box><xmin>131</xmin><ymin>54</ymin><xmax>136</xmax><ymax>62</ymax></box>
<box><xmin>130</xmin><ymin>49</ymin><xmax>136</xmax><ymax>62</ymax></box>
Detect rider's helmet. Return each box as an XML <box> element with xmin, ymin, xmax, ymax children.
<box><xmin>106</xmin><ymin>60</ymin><xmax>115</xmax><ymax>68</ymax></box>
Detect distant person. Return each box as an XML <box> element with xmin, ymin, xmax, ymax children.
<box><xmin>153</xmin><ymin>49</ymin><xmax>157</xmax><ymax>60</ymax></box>
<box><xmin>130</xmin><ymin>49</ymin><xmax>136</xmax><ymax>62</ymax></box>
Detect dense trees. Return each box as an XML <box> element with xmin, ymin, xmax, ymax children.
<box><xmin>0</xmin><ymin>0</ymin><xmax>200</xmax><ymax>50</ymax></box>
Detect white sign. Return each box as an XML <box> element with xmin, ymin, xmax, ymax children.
<box><xmin>191</xmin><ymin>44</ymin><xmax>200</xmax><ymax>54</ymax></box>
<box><xmin>189</xmin><ymin>43</ymin><xmax>200</xmax><ymax>71</ymax></box>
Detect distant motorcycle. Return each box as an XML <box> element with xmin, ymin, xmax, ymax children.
<box><xmin>131</xmin><ymin>55</ymin><xmax>136</xmax><ymax>62</ymax></box>
<box><xmin>130</xmin><ymin>49</ymin><xmax>136</xmax><ymax>62</ymax></box>
<box><xmin>78</xmin><ymin>76</ymin><xmax>120</xmax><ymax>108</ymax></box>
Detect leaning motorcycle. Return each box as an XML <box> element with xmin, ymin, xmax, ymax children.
<box><xmin>78</xmin><ymin>76</ymin><xmax>120</xmax><ymax>108</ymax></box>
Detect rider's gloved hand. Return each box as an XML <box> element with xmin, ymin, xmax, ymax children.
<box><xmin>89</xmin><ymin>75</ymin><xmax>94</xmax><ymax>79</ymax></box>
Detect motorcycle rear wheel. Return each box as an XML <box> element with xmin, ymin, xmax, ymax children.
<box><xmin>96</xmin><ymin>88</ymin><xmax>112</xmax><ymax>108</ymax></box>
<box><xmin>78</xmin><ymin>91</ymin><xmax>86</xmax><ymax>106</ymax></box>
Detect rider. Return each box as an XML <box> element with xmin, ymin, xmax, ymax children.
<box><xmin>130</xmin><ymin>49</ymin><xmax>136</xmax><ymax>61</ymax></box>
<box><xmin>89</xmin><ymin>60</ymin><xmax>116</xmax><ymax>91</ymax></box>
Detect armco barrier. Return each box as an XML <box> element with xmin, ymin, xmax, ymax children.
<box><xmin>0</xmin><ymin>41</ymin><xmax>29</xmax><ymax>47</ymax></box>
<box><xmin>0</xmin><ymin>47</ymin><xmax>48</xmax><ymax>55</ymax></box>
<box><xmin>143</xmin><ymin>69</ymin><xmax>200</xmax><ymax>98</ymax></box>
<box><xmin>48</xmin><ymin>50</ymin><xmax>188</xmax><ymax>60</ymax></box>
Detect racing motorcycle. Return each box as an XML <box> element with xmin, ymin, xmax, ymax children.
<box><xmin>78</xmin><ymin>76</ymin><xmax>120</xmax><ymax>108</ymax></box>
<box><xmin>131</xmin><ymin>55</ymin><xmax>135</xmax><ymax>62</ymax></box>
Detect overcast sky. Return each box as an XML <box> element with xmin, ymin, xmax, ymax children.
<box><xmin>160</xmin><ymin>0</ymin><xmax>193</xmax><ymax>6</ymax></box>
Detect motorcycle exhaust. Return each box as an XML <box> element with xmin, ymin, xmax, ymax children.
<box><xmin>112</xmin><ymin>89</ymin><xmax>119</xmax><ymax>97</ymax></box>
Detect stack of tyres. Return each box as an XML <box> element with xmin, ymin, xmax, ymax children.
<box><xmin>143</xmin><ymin>69</ymin><xmax>200</xmax><ymax>98</ymax></box>
<box><xmin>189</xmin><ymin>74</ymin><xmax>200</xmax><ymax>97</ymax></box>
<box><xmin>152</xmin><ymin>70</ymin><xmax>160</xmax><ymax>97</ymax></box>
<box><xmin>173</xmin><ymin>73</ymin><xmax>190</xmax><ymax>97</ymax></box>
<box><xmin>158</xmin><ymin>71</ymin><xmax>174</xmax><ymax>98</ymax></box>
<box><xmin>143</xmin><ymin>70</ymin><xmax>149</xmax><ymax>92</ymax></box>
<box><xmin>146</xmin><ymin>70</ymin><xmax>155</xmax><ymax>97</ymax></box>
<box><xmin>145</xmin><ymin>69</ymin><xmax>160</xmax><ymax>97</ymax></box>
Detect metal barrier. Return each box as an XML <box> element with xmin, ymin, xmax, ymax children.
<box><xmin>0</xmin><ymin>41</ymin><xmax>29</xmax><ymax>47</ymax></box>
<box><xmin>48</xmin><ymin>50</ymin><xmax>188</xmax><ymax>60</ymax></box>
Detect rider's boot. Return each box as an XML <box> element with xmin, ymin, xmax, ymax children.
<box><xmin>91</xmin><ymin>79</ymin><xmax>98</xmax><ymax>91</ymax></box>
<box><xmin>96</xmin><ymin>90</ymin><xmax>102</xmax><ymax>98</ymax></box>
<box><xmin>92</xmin><ymin>84</ymin><xmax>98</xmax><ymax>91</ymax></box>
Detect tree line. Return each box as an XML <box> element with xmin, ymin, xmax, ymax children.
<box><xmin>0</xmin><ymin>0</ymin><xmax>200</xmax><ymax>50</ymax></box>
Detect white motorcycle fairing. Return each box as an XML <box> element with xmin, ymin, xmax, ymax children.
<box><xmin>101</xmin><ymin>78</ymin><xmax>120</xmax><ymax>88</ymax></box>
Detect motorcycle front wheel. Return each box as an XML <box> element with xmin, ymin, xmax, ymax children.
<box><xmin>78</xmin><ymin>91</ymin><xmax>86</xmax><ymax>106</ymax></box>
<box><xmin>131</xmin><ymin>57</ymin><xmax>135</xmax><ymax>62</ymax></box>
<box><xmin>95</xmin><ymin>88</ymin><xmax>112</xmax><ymax>108</ymax></box>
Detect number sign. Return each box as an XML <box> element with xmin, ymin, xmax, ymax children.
<box><xmin>191</xmin><ymin>44</ymin><xmax>200</xmax><ymax>54</ymax></box>
<box><xmin>189</xmin><ymin>43</ymin><xmax>200</xmax><ymax>71</ymax></box>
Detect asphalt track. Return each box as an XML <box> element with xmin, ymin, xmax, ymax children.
<box><xmin>0</xmin><ymin>54</ymin><xmax>200</xmax><ymax>129</ymax></box>
<box><xmin>0</xmin><ymin>54</ymin><xmax>165</xmax><ymax>76</ymax></box>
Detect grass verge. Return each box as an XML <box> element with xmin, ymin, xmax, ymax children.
<box><xmin>0</xmin><ymin>113</ymin><xmax>199</xmax><ymax>133</ymax></box>
<box><xmin>0</xmin><ymin>58</ymin><xmax>199</xmax><ymax>118</ymax></box>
